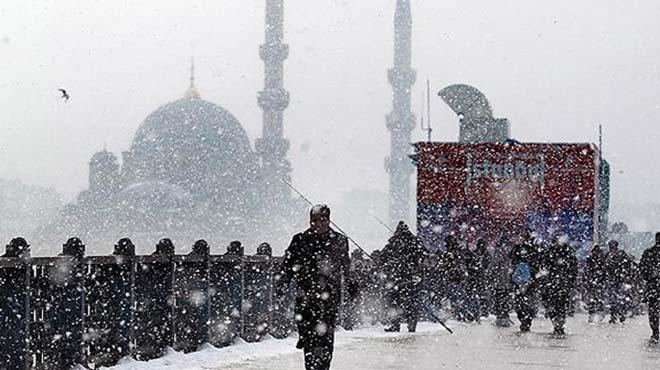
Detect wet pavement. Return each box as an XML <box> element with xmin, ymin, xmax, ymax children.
<box><xmin>221</xmin><ymin>315</ymin><xmax>660</xmax><ymax>370</ymax></box>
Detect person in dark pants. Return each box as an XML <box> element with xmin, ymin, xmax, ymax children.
<box><xmin>380</xmin><ymin>221</ymin><xmax>425</xmax><ymax>332</ymax></box>
<box><xmin>443</xmin><ymin>235</ymin><xmax>470</xmax><ymax>321</ymax></box>
<box><xmin>510</xmin><ymin>236</ymin><xmax>539</xmax><ymax>332</ymax></box>
<box><xmin>640</xmin><ymin>232</ymin><xmax>660</xmax><ymax>343</ymax></box>
<box><xmin>488</xmin><ymin>236</ymin><xmax>513</xmax><ymax>327</ymax></box>
<box><xmin>277</xmin><ymin>205</ymin><xmax>350</xmax><ymax>370</ymax></box>
<box><xmin>466</xmin><ymin>239</ymin><xmax>491</xmax><ymax>320</ymax></box>
<box><xmin>584</xmin><ymin>244</ymin><xmax>607</xmax><ymax>322</ymax></box>
<box><xmin>542</xmin><ymin>236</ymin><xmax>578</xmax><ymax>336</ymax></box>
<box><xmin>605</xmin><ymin>240</ymin><xmax>630</xmax><ymax>324</ymax></box>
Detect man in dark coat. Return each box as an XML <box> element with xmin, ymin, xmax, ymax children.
<box><xmin>605</xmin><ymin>240</ymin><xmax>630</xmax><ymax>324</ymax></box>
<box><xmin>442</xmin><ymin>235</ymin><xmax>470</xmax><ymax>321</ymax></box>
<box><xmin>380</xmin><ymin>221</ymin><xmax>425</xmax><ymax>332</ymax></box>
<box><xmin>509</xmin><ymin>235</ymin><xmax>539</xmax><ymax>332</ymax></box>
<box><xmin>542</xmin><ymin>236</ymin><xmax>578</xmax><ymax>335</ymax></box>
<box><xmin>277</xmin><ymin>205</ymin><xmax>350</xmax><ymax>370</ymax></box>
<box><xmin>488</xmin><ymin>236</ymin><xmax>513</xmax><ymax>327</ymax></box>
<box><xmin>584</xmin><ymin>244</ymin><xmax>607</xmax><ymax>322</ymax></box>
<box><xmin>466</xmin><ymin>239</ymin><xmax>491</xmax><ymax>320</ymax></box>
<box><xmin>640</xmin><ymin>232</ymin><xmax>660</xmax><ymax>343</ymax></box>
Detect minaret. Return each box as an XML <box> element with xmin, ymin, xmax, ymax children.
<box><xmin>256</xmin><ymin>0</ymin><xmax>291</xmax><ymax>206</ymax></box>
<box><xmin>386</xmin><ymin>0</ymin><xmax>416</xmax><ymax>225</ymax></box>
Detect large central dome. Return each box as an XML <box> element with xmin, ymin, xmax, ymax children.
<box><xmin>126</xmin><ymin>95</ymin><xmax>259</xmax><ymax>198</ymax></box>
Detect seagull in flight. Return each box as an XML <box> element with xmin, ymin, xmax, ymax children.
<box><xmin>58</xmin><ymin>88</ymin><xmax>69</xmax><ymax>102</ymax></box>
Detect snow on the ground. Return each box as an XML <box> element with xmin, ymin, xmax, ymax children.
<box><xmin>102</xmin><ymin>322</ymin><xmax>450</xmax><ymax>370</ymax></box>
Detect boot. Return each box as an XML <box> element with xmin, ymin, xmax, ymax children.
<box><xmin>384</xmin><ymin>324</ymin><xmax>400</xmax><ymax>332</ymax></box>
<box><xmin>520</xmin><ymin>321</ymin><xmax>531</xmax><ymax>332</ymax></box>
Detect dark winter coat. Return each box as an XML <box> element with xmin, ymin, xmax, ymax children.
<box><xmin>585</xmin><ymin>249</ymin><xmax>606</xmax><ymax>289</ymax></box>
<box><xmin>380</xmin><ymin>228</ymin><xmax>425</xmax><ymax>286</ymax></box>
<box><xmin>280</xmin><ymin>228</ymin><xmax>350</xmax><ymax>297</ymax></box>
<box><xmin>640</xmin><ymin>244</ymin><xmax>660</xmax><ymax>301</ymax></box>
<box><xmin>542</xmin><ymin>242</ymin><xmax>578</xmax><ymax>296</ymax></box>
<box><xmin>278</xmin><ymin>228</ymin><xmax>350</xmax><ymax>348</ymax></box>
<box><xmin>442</xmin><ymin>243</ymin><xmax>468</xmax><ymax>285</ymax></box>
<box><xmin>466</xmin><ymin>247</ymin><xmax>490</xmax><ymax>293</ymax></box>
<box><xmin>605</xmin><ymin>249</ymin><xmax>631</xmax><ymax>288</ymax></box>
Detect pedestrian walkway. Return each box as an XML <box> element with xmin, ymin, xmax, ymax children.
<box><xmin>222</xmin><ymin>315</ymin><xmax>660</xmax><ymax>370</ymax></box>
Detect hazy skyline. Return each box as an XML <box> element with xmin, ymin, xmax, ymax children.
<box><xmin>2</xmin><ymin>0</ymin><xmax>660</xmax><ymax>230</ymax></box>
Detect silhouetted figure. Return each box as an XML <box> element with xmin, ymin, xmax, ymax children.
<box><xmin>466</xmin><ymin>239</ymin><xmax>491</xmax><ymax>320</ymax></box>
<box><xmin>584</xmin><ymin>244</ymin><xmax>607</xmax><ymax>322</ymax></box>
<box><xmin>443</xmin><ymin>235</ymin><xmax>470</xmax><ymax>321</ymax></box>
<box><xmin>488</xmin><ymin>236</ymin><xmax>513</xmax><ymax>327</ymax></box>
<box><xmin>542</xmin><ymin>236</ymin><xmax>578</xmax><ymax>336</ymax></box>
<box><xmin>380</xmin><ymin>221</ymin><xmax>425</xmax><ymax>332</ymax></box>
<box><xmin>605</xmin><ymin>240</ymin><xmax>630</xmax><ymax>324</ymax></box>
<box><xmin>640</xmin><ymin>232</ymin><xmax>660</xmax><ymax>343</ymax></box>
<box><xmin>510</xmin><ymin>235</ymin><xmax>539</xmax><ymax>332</ymax></box>
<box><xmin>277</xmin><ymin>205</ymin><xmax>350</xmax><ymax>370</ymax></box>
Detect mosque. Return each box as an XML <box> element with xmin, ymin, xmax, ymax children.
<box><xmin>44</xmin><ymin>0</ymin><xmax>418</xmax><ymax>251</ymax></box>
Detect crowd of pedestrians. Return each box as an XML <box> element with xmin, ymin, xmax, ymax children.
<box><xmin>332</xmin><ymin>225</ymin><xmax>660</xmax><ymax>344</ymax></box>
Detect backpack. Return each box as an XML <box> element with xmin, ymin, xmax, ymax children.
<box><xmin>512</xmin><ymin>262</ymin><xmax>532</xmax><ymax>286</ymax></box>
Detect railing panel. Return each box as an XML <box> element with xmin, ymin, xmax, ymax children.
<box><xmin>269</xmin><ymin>257</ymin><xmax>297</xmax><ymax>339</ymax></box>
<box><xmin>208</xmin><ymin>256</ymin><xmax>242</xmax><ymax>347</ymax></box>
<box><xmin>173</xmin><ymin>255</ymin><xmax>209</xmax><ymax>353</ymax></box>
<box><xmin>242</xmin><ymin>256</ymin><xmax>272</xmax><ymax>342</ymax></box>
<box><xmin>133</xmin><ymin>255</ymin><xmax>174</xmax><ymax>361</ymax></box>
<box><xmin>0</xmin><ymin>257</ymin><xmax>30</xmax><ymax>370</ymax></box>
<box><xmin>82</xmin><ymin>256</ymin><xmax>133</xmax><ymax>368</ymax></box>
<box><xmin>30</xmin><ymin>257</ymin><xmax>85</xmax><ymax>370</ymax></box>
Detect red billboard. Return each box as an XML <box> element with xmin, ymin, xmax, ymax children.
<box><xmin>415</xmin><ymin>141</ymin><xmax>601</xmax><ymax>254</ymax></box>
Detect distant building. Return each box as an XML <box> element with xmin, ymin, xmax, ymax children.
<box><xmin>43</xmin><ymin>0</ymin><xmax>300</xmax><ymax>251</ymax></box>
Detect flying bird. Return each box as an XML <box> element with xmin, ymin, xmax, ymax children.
<box><xmin>58</xmin><ymin>88</ymin><xmax>69</xmax><ymax>102</ymax></box>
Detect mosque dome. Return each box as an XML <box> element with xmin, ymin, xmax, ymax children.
<box><xmin>125</xmin><ymin>92</ymin><xmax>260</xmax><ymax>197</ymax></box>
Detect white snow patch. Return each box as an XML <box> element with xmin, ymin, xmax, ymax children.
<box><xmin>101</xmin><ymin>322</ymin><xmax>450</xmax><ymax>370</ymax></box>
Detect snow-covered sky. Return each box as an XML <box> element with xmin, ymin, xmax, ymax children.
<box><xmin>1</xmin><ymin>0</ymin><xmax>659</xmax><ymax>212</ymax></box>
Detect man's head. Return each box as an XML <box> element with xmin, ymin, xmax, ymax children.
<box><xmin>655</xmin><ymin>232</ymin><xmax>660</xmax><ymax>245</ymax></box>
<box><xmin>608</xmin><ymin>240</ymin><xmax>619</xmax><ymax>252</ymax></box>
<box><xmin>309</xmin><ymin>204</ymin><xmax>331</xmax><ymax>234</ymax></box>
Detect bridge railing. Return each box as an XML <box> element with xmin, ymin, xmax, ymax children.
<box><xmin>0</xmin><ymin>241</ymin><xmax>295</xmax><ymax>370</ymax></box>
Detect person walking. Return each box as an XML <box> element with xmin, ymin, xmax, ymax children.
<box><xmin>640</xmin><ymin>232</ymin><xmax>660</xmax><ymax>343</ymax></box>
<box><xmin>488</xmin><ymin>236</ymin><xmax>513</xmax><ymax>327</ymax></box>
<box><xmin>442</xmin><ymin>235</ymin><xmax>470</xmax><ymax>321</ymax></box>
<box><xmin>276</xmin><ymin>205</ymin><xmax>350</xmax><ymax>370</ymax></box>
<box><xmin>380</xmin><ymin>221</ymin><xmax>425</xmax><ymax>332</ymax></box>
<box><xmin>509</xmin><ymin>235</ymin><xmax>539</xmax><ymax>332</ymax></box>
<box><xmin>584</xmin><ymin>244</ymin><xmax>607</xmax><ymax>322</ymax></box>
<box><xmin>605</xmin><ymin>240</ymin><xmax>629</xmax><ymax>324</ymax></box>
<box><xmin>542</xmin><ymin>236</ymin><xmax>578</xmax><ymax>336</ymax></box>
